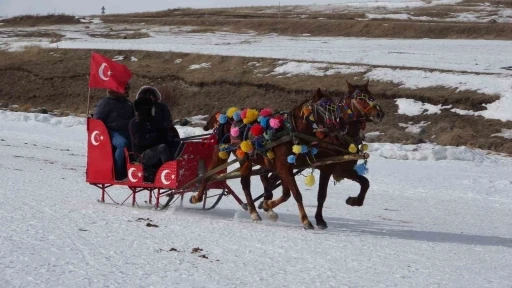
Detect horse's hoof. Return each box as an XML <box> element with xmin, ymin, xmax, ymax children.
<box><xmin>303</xmin><ymin>221</ymin><xmax>315</xmax><ymax>230</ymax></box>
<box><xmin>316</xmin><ymin>220</ymin><xmax>328</xmax><ymax>230</ymax></box>
<box><xmin>266</xmin><ymin>210</ymin><xmax>279</xmax><ymax>222</ymax></box>
<box><xmin>189</xmin><ymin>196</ymin><xmax>197</xmax><ymax>204</ymax></box>
<box><xmin>346</xmin><ymin>197</ymin><xmax>363</xmax><ymax>207</ymax></box>
<box><xmin>251</xmin><ymin>213</ymin><xmax>262</xmax><ymax>222</ymax></box>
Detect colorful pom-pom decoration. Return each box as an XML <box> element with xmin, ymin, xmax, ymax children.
<box><xmin>354</xmin><ymin>162</ymin><xmax>369</xmax><ymax>176</ymax></box>
<box><xmin>250</xmin><ymin>124</ymin><xmax>264</xmax><ymax>137</ymax></box>
<box><xmin>304</xmin><ymin>173</ymin><xmax>316</xmax><ymax>187</ymax></box>
<box><xmin>259</xmin><ymin>108</ymin><xmax>273</xmax><ymax>117</ymax></box>
<box><xmin>241</xmin><ymin>109</ymin><xmax>248</xmax><ymax>120</ymax></box>
<box><xmin>240</xmin><ymin>140</ymin><xmax>254</xmax><ymax>153</ymax></box>
<box><xmin>230</xmin><ymin>126</ymin><xmax>240</xmax><ymax>137</ymax></box>
<box><xmin>301</xmin><ymin>145</ymin><xmax>309</xmax><ymax>153</ymax></box>
<box><xmin>226</xmin><ymin>107</ymin><xmax>239</xmax><ymax>118</ymax></box>
<box><xmin>287</xmin><ymin>155</ymin><xmax>296</xmax><ymax>164</ymax></box>
<box><xmin>267</xmin><ymin>151</ymin><xmax>275</xmax><ymax>160</ymax></box>
<box><xmin>218</xmin><ymin>151</ymin><xmax>229</xmax><ymax>159</ymax></box>
<box><xmin>361</xmin><ymin>143</ymin><xmax>369</xmax><ymax>152</ymax></box>
<box><xmin>236</xmin><ymin>149</ymin><xmax>245</xmax><ymax>159</ymax></box>
<box><xmin>219</xmin><ymin>114</ymin><xmax>228</xmax><ymax>124</ymax></box>
<box><xmin>269</xmin><ymin>118</ymin><xmax>281</xmax><ymax>129</ymax></box>
<box><xmin>315</xmin><ymin>131</ymin><xmax>325</xmax><ymax>139</ymax></box>
<box><xmin>233</xmin><ymin>111</ymin><xmax>242</xmax><ymax>121</ymax></box>
<box><xmin>243</xmin><ymin>109</ymin><xmax>259</xmax><ymax>124</ymax></box>
<box><xmin>292</xmin><ymin>145</ymin><xmax>302</xmax><ymax>155</ymax></box>
<box><xmin>349</xmin><ymin>144</ymin><xmax>357</xmax><ymax>153</ymax></box>
<box><xmin>311</xmin><ymin>147</ymin><xmax>318</xmax><ymax>155</ymax></box>
<box><xmin>302</xmin><ymin>107</ymin><xmax>312</xmax><ymax>116</ymax></box>
<box><xmin>260</xmin><ymin>117</ymin><xmax>269</xmax><ymax>128</ymax></box>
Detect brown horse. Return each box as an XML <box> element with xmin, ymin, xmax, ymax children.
<box><xmin>191</xmin><ymin>90</ymin><xmax>354</xmax><ymax>229</ymax></box>
<box><xmin>192</xmin><ymin>81</ymin><xmax>383</xmax><ymax>229</ymax></box>
<box><xmin>259</xmin><ymin>80</ymin><xmax>385</xmax><ymax>229</ymax></box>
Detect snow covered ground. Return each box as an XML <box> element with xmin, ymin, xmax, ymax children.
<box><xmin>1</xmin><ymin>23</ymin><xmax>511</xmax><ymax>121</ymax></box>
<box><xmin>1</xmin><ymin>111</ymin><xmax>511</xmax><ymax>287</ymax></box>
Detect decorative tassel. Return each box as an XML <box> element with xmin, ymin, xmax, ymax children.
<box><xmin>354</xmin><ymin>162</ymin><xmax>369</xmax><ymax>176</ymax></box>
<box><xmin>226</xmin><ymin>107</ymin><xmax>239</xmax><ymax>118</ymax></box>
<box><xmin>218</xmin><ymin>151</ymin><xmax>229</xmax><ymax>159</ymax></box>
<box><xmin>240</xmin><ymin>140</ymin><xmax>254</xmax><ymax>153</ymax></box>
<box><xmin>304</xmin><ymin>173</ymin><xmax>316</xmax><ymax>187</ymax></box>
<box><xmin>349</xmin><ymin>144</ymin><xmax>357</xmax><ymax>153</ymax></box>
<box><xmin>292</xmin><ymin>145</ymin><xmax>302</xmax><ymax>155</ymax></box>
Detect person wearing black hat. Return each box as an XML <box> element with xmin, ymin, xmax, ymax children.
<box><xmin>129</xmin><ymin>96</ymin><xmax>172</xmax><ymax>182</ymax></box>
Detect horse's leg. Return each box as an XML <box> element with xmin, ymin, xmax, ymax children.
<box><xmin>343</xmin><ymin>170</ymin><xmax>370</xmax><ymax>207</ymax></box>
<box><xmin>240</xmin><ymin>161</ymin><xmax>261</xmax><ymax>222</ymax></box>
<box><xmin>259</xmin><ymin>174</ymin><xmax>278</xmax><ymax>221</ymax></box>
<box><xmin>315</xmin><ymin>168</ymin><xmax>332</xmax><ymax>229</ymax></box>
<box><xmin>273</xmin><ymin>152</ymin><xmax>314</xmax><ymax>229</ymax></box>
<box><xmin>190</xmin><ymin>147</ymin><xmax>226</xmax><ymax>204</ymax></box>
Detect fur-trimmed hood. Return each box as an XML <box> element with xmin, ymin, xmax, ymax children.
<box><xmin>136</xmin><ymin>86</ymin><xmax>162</xmax><ymax>102</ymax></box>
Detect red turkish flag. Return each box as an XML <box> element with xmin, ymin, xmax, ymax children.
<box><xmin>88</xmin><ymin>52</ymin><xmax>132</xmax><ymax>93</ymax></box>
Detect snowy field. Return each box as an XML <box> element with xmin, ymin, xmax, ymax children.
<box><xmin>1</xmin><ymin>23</ymin><xmax>512</xmax><ymax>121</ymax></box>
<box><xmin>1</xmin><ymin>110</ymin><xmax>511</xmax><ymax>287</ymax></box>
<box><xmin>0</xmin><ymin>0</ymin><xmax>463</xmax><ymax>17</ymax></box>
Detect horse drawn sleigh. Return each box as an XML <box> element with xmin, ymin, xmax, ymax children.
<box><xmin>86</xmin><ymin>81</ymin><xmax>385</xmax><ymax>229</ymax></box>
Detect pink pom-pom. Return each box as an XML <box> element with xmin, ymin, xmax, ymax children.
<box><xmin>259</xmin><ymin>108</ymin><xmax>273</xmax><ymax>118</ymax></box>
<box><xmin>231</xmin><ymin>126</ymin><xmax>240</xmax><ymax>137</ymax></box>
<box><xmin>269</xmin><ymin>118</ymin><xmax>281</xmax><ymax>129</ymax></box>
<box><xmin>241</xmin><ymin>109</ymin><xmax>248</xmax><ymax>119</ymax></box>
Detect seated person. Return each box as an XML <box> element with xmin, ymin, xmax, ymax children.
<box><xmin>135</xmin><ymin>86</ymin><xmax>180</xmax><ymax>155</ymax></box>
<box><xmin>130</xmin><ymin>97</ymin><xmax>173</xmax><ymax>183</ymax></box>
<box><xmin>93</xmin><ymin>83</ymin><xmax>134</xmax><ymax>181</ymax></box>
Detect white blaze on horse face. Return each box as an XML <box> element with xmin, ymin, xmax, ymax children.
<box><xmin>98</xmin><ymin>63</ymin><xmax>110</xmax><ymax>81</ymax></box>
<box><xmin>90</xmin><ymin>131</ymin><xmax>101</xmax><ymax>146</ymax></box>
<box><xmin>161</xmin><ymin>170</ymin><xmax>172</xmax><ymax>185</ymax></box>
<box><xmin>128</xmin><ymin>167</ymin><xmax>138</xmax><ymax>182</ymax></box>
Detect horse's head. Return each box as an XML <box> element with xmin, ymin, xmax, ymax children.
<box><xmin>341</xmin><ymin>80</ymin><xmax>385</xmax><ymax>124</ymax></box>
<box><xmin>203</xmin><ymin>112</ymin><xmax>221</xmax><ymax>131</ymax></box>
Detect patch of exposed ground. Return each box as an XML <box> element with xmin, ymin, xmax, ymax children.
<box><xmin>0</xmin><ymin>48</ymin><xmax>510</xmax><ymax>154</ymax></box>
<box><xmin>88</xmin><ymin>31</ymin><xmax>151</xmax><ymax>40</ymax></box>
<box><xmin>0</xmin><ymin>14</ymin><xmax>80</xmax><ymax>26</ymax></box>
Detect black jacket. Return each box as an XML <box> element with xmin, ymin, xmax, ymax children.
<box><xmin>129</xmin><ymin>117</ymin><xmax>166</xmax><ymax>156</ymax></box>
<box><xmin>93</xmin><ymin>96</ymin><xmax>135</xmax><ymax>134</ymax></box>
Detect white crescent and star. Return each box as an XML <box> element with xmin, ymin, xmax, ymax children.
<box><xmin>128</xmin><ymin>167</ymin><xmax>139</xmax><ymax>182</ymax></box>
<box><xmin>98</xmin><ymin>63</ymin><xmax>112</xmax><ymax>81</ymax></box>
<box><xmin>161</xmin><ymin>170</ymin><xmax>176</xmax><ymax>185</ymax></box>
<box><xmin>90</xmin><ymin>131</ymin><xmax>101</xmax><ymax>146</ymax></box>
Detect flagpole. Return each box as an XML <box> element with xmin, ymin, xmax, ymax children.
<box><xmin>86</xmin><ymin>87</ymin><xmax>91</xmax><ymax>118</ymax></box>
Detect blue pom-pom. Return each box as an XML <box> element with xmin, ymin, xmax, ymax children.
<box><xmin>354</xmin><ymin>162</ymin><xmax>368</xmax><ymax>176</ymax></box>
<box><xmin>260</xmin><ymin>117</ymin><xmax>269</xmax><ymax>128</ymax></box>
<box><xmin>257</xmin><ymin>116</ymin><xmax>263</xmax><ymax>122</ymax></box>
<box><xmin>219</xmin><ymin>114</ymin><xmax>228</xmax><ymax>124</ymax></box>
<box><xmin>311</xmin><ymin>147</ymin><xmax>318</xmax><ymax>155</ymax></box>
<box><xmin>233</xmin><ymin>111</ymin><xmax>242</xmax><ymax>121</ymax></box>
<box><xmin>287</xmin><ymin>155</ymin><xmax>296</xmax><ymax>164</ymax></box>
<box><xmin>301</xmin><ymin>145</ymin><xmax>309</xmax><ymax>153</ymax></box>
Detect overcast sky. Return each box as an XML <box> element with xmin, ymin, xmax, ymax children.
<box><xmin>0</xmin><ymin>0</ymin><xmax>348</xmax><ymax>17</ymax></box>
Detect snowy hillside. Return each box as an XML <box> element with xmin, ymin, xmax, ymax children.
<box><xmin>0</xmin><ymin>0</ymin><xmax>463</xmax><ymax>17</ymax></box>
<box><xmin>1</xmin><ymin>111</ymin><xmax>511</xmax><ymax>287</ymax></box>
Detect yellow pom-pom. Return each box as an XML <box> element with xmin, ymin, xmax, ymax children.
<box><xmin>361</xmin><ymin>143</ymin><xmax>369</xmax><ymax>152</ymax></box>
<box><xmin>267</xmin><ymin>151</ymin><xmax>275</xmax><ymax>159</ymax></box>
<box><xmin>305</xmin><ymin>173</ymin><xmax>316</xmax><ymax>187</ymax></box>
<box><xmin>347</xmin><ymin>109</ymin><xmax>352</xmax><ymax>114</ymax></box>
<box><xmin>243</xmin><ymin>109</ymin><xmax>259</xmax><ymax>124</ymax></box>
<box><xmin>240</xmin><ymin>140</ymin><xmax>253</xmax><ymax>153</ymax></box>
<box><xmin>349</xmin><ymin>144</ymin><xmax>357</xmax><ymax>153</ymax></box>
<box><xmin>236</xmin><ymin>149</ymin><xmax>245</xmax><ymax>158</ymax></box>
<box><xmin>292</xmin><ymin>145</ymin><xmax>302</xmax><ymax>155</ymax></box>
<box><xmin>218</xmin><ymin>151</ymin><xmax>229</xmax><ymax>159</ymax></box>
<box><xmin>309</xmin><ymin>115</ymin><xmax>315</xmax><ymax>121</ymax></box>
<box><xmin>226</xmin><ymin>107</ymin><xmax>239</xmax><ymax>118</ymax></box>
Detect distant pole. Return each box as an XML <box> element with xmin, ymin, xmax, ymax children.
<box><xmin>278</xmin><ymin>2</ymin><xmax>281</xmax><ymax>35</ymax></box>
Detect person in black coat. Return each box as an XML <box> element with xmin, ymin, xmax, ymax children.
<box><xmin>135</xmin><ymin>86</ymin><xmax>180</xmax><ymax>154</ymax></box>
<box><xmin>129</xmin><ymin>96</ymin><xmax>172</xmax><ymax>183</ymax></box>
<box><xmin>93</xmin><ymin>83</ymin><xmax>134</xmax><ymax>181</ymax></box>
